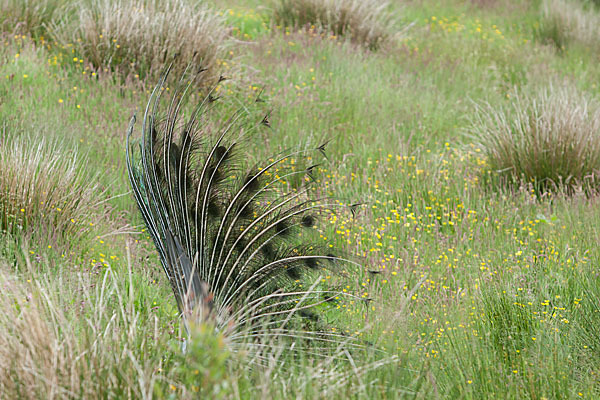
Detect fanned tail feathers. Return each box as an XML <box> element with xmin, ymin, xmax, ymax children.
<box><xmin>126</xmin><ymin>70</ymin><xmax>362</xmax><ymax>354</ymax></box>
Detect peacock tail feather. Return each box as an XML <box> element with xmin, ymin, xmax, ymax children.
<box><xmin>126</xmin><ymin>67</ymin><xmax>363</xmax><ymax>357</ymax></box>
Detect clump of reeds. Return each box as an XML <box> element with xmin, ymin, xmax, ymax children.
<box><xmin>273</xmin><ymin>0</ymin><xmax>394</xmax><ymax>49</ymax></box>
<box><xmin>0</xmin><ymin>131</ymin><xmax>98</xmax><ymax>246</ymax></box>
<box><xmin>539</xmin><ymin>0</ymin><xmax>600</xmax><ymax>50</ymax></box>
<box><xmin>50</xmin><ymin>0</ymin><xmax>227</xmax><ymax>81</ymax></box>
<box><xmin>468</xmin><ymin>84</ymin><xmax>600</xmax><ymax>192</ymax></box>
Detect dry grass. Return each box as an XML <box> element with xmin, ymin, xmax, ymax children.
<box><xmin>0</xmin><ymin>0</ymin><xmax>66</xmax><ymax>36</ymax></box>
<box><xmin>0</xmin><ymin>254</ymin><xmax>397</xmax><ymax>399</ymax></box>
<box><xmin>273</xmin><ymin>0</ymin><xmax>394</xmax><ymax>49</ymax></box>
<box><xmin>540</xmin><ymin>0</ymin><xmax>600</xmax><ymax>50</ymax></box>
<box><xmin>467</xmin><ymin>84</ymin><xmax>600</xmax><ymax>191</ymax></box>
<box><xmin>0</xmin><ymin>257</ymin><xmax>163</xmax><ymax>399</ymax></box>
<box><xmin>0</xmin><ymin>131</ymin><xmax>99</xmax><ymax>247</ymax></box>
<box><xmin>0</xmin><ymin>268</ymin><xmax>66</xmax><ymax>399</ymax></box>
<box><xmin>50</xmin><ymin>0</ymin><xmax>227</xmax><ymax>81</ymax></box>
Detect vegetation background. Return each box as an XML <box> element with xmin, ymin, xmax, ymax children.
<box><xmin>1</xmin><ymin>0</ymin><xmax>600</xmax><ymax>398</ymax></box>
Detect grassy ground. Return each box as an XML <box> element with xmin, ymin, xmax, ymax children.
<box><xmin>2</xmin><ymin>0</ymin><xmax>600</xmax><ymax>398</ymax></box>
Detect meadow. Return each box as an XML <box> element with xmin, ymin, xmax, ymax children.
<box><xmin>1</xmin><ymin>0</ymin><xmax>600</xmax><ymax>398</ymax></box>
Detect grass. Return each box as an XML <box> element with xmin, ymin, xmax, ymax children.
<box><xmin>0</xmin><ymin>132</ymin><xmax>99</xmax><ymax>249</ymax></box>
<box><xmin>538</xmin><ymin>0</ymin><xmax>600</xmax><ymax>51</ymax></box>
<box><xmin>50</xmin><ymin>0</ymin><xmax>228</xmax><ymax>81</ymax></box>
<box><xmin>2</xmin><ymin>0</ymin><xmax>600</xmax><ymax>398</ymax></box>
<box><xmin>467</xmin><ymin>83</ymin><xmax>600</xmax><ymax>192</ymax></box>
<box><xmin>0</xmin><ymin>260</ymin><xmax>156</xmax><ymax>399</ymax></box>
<box><xmin>272</xmin><ymin>0</ymin><xmax>394</xmax><ymax>48</ymax></box>
<box><xmin>0</xmin><ymin>0</ymin><xmax>67</xmax><ymax>37</ymax></box>
<box><xmin>222</xmin><ymin>7</ymin><xmax>271</xmax><ymax>40</ymax></box>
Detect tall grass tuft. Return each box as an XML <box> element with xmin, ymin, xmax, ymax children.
<box><xmin>273</xmin><ymin>0</ymin><xmax>393</xmax><ymax>49</ymax></box>
<box><xmin>0</xmin><ymin>257</ymin><xmax>168</xmax><ymax>399</ymax></box>
<box><xmin>467</xmin><ymin>84</ymin><xmax>600</xmax><ymax>192</ymax></box>
<box><xmin>0</xmin><ymin>131</ymin><xmax>98</xmax><ymax>247</ymax></box>
<box><xmin>50</xmin><ymin>0</ymin><xmax>227</xmax><ymax>81</ymax></box>
<box><xmin>0</xmin><ymin>0</ymin><xmax>66</xmax><ymax>36</ymax></box>
<box><xmin>538</xmin><ymin>0</ymin><xmax>600</xmax><ymax>50</ymax></box>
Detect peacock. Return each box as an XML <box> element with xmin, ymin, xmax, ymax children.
<box><xmin>126</xmin><ymin>66</ymin><xmax>362</xmax><ymax>356</ymax></box>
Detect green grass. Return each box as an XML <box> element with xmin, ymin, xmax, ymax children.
<box><xmin>2</xmin><ymin>0</ymin><xmax>600</xmax><ymax>397</ymax></box>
